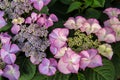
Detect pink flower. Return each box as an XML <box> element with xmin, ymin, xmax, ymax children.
<box><xmin>104</xmin><ymin>7</ymin><xmax>120</xmax><ymax>18</ymax></box>
<box><xmin>49</xmin><ymin>28</ymin><xmax>69</xmax><ymax>48</ymax></box>
<box><xmin>0</xmin><ymin>69</ymin><xmax>3</xmax><ymax>76</ymax></box>
<box><xmin>0</xmin><ymin>42</ymin><xmax>20</xmax><ymax>64</ymax></box>
<box><xmin>64</xmin><ymin>16</ymin><xmax>86</xmax><ymax>30</ymax></box>
<box><xmin>2</xmin><ymin>64</ymin><xmax>20</xmax><ymax>80</ymax></box>
<box><xmin>0</xmin><ymin>11</ymin><xmax>6</xmax><ymax>28</ymax></box>
<box><xmin>82</xmin><ymin>19</ymin><xmax>101</xmax><ymax>35</ymax></box>
<box><xmin>58</xmin><ymin>48</ymin><xmax>81</xmax><ymax>74</ymax></box>
<box><xmin>0</xmin><ymin>32</ymin><xmax>11</xmax><ymax>44</ymax></box>
<box><xmin>104</xmin><ymin>17</ymin><xmax>120</xmax><ymax>28</ymax></box>
<box><xmin>11</xmin><ymin>24</ymin><xmax>20</xmax><ymax>34</ymax></box>
<box><xmin>79</xmin><ymin>49</ymin><xmax>102</xmax><ymax>70</ymax></box>
<box><xmin>30</xmin><ymin>0</ymin><xmax>51</xmax><ymax>11</ymax></box>
<box><xmin>39</xmin><ymin>58</ymin><xmax>57</xmax><ymax>76</ymax></box>
<box><xmin>95</xmin><ymin>27</ymin><xmax>116</xmax><ymax>43</ymax></box>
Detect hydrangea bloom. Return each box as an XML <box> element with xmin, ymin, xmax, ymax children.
<box><xmin>104</xmin><ymin>7</ymin><xmax>120</xmax><ymax>18</ymax></box>
<box><xmin>64</xmin><ymin>16</ymin><xmax>86</xmax><ymax>30</ymax></box>
<box><xmin>58</xmin><ymin>48</ymin><xmax>81</xmax><ymax>74</ymax></box>
<box><xmin>0</xmin><ymin>11</ymin><xmax>6</xmax><ymax>28</ymax></box>
<box><xmin>79</xmin><ymin>49</ymin><xmax>102</xmax><ymax>70</ymax></box>
<box><xmin>0</xmin><ymin>42</ymin><xmax>20</xmax><ymax>64</ymax></box>
<box><xmin>2</xmin><ymin>64</ymin><xmax>20</xmax><ymax>80</ymax></box>
<box><xmin>98</xmin><ymin>44</ymin><xmax>113</xmax><ymax>60</ymax></box>
<box><xmin>39</xmin><ymin>58</ymin><xmax>57</xmax><ymax>76</ymax></box>
<box><xmin>49</xmin><ymin>28</ymin><xmax>69</xmax><ymax>48</ymax></box>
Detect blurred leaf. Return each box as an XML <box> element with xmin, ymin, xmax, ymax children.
<box><xmin>84</xmin><ymin>59</ymin><xmax>115</xmax><ymax>80</ymax></box>
<box><xmin>48</xmin><ymin>0</ymin><xmax>57</xmax><ymax>6</ymax></box>
<box><xmin>69</xmin><ymin>74</ymin><xmax>78</xmax><ymax>80</ymax></box>
<box><xmin>16</xmin><ymin>57</ymin><xmax>36</xmax><ymax>80</ymax></box>
<box><xmin>32</xmin><ymin>71</ymin><xmax>70</xmax><ymax>80</ymax></box>
<box><xmin>112</xmin><ymin>42</ymin><xmax>120</xmax><ymax>57</ymax></box>
<box><xmin>0</xmin><ymin>22</ymin><xmax>12</xmax><ymax>32</ymax></box>
<box><xmin>84</xmin><ymin>0</ymin><xmax>93</xmax><ymax>7</ymax></box>
<box><xmin>67</xmin><ymin>2</ymin><xmax>82</xmax><ymax>13</ymax></box>
<box><xmin>77</xmin><ymin>73</ymin><xmax>86</xmax><ymax>80</ymax></box>
<box><xmin>112</xmin><ymin>54</ymin><xmax>120</xmax><ymax>79</ymax></box>
<box><xmin>85</xmin><ymin>8</ymin><xmax>101</xmax><ymax>19</ymax></box>
<box><xmin>40</xmin><ymin>6</ymin><xmax>49</xmax><ymax>14</ymax></box>
<box><xmin>92</xmin><ymin>0</ymin><xmax>105</xmax><ymax>7</ymax></box>
<box><xmin>60</xmin><ymin>0</ymin><xmax>73</xmax><ymax>5</ymax></box>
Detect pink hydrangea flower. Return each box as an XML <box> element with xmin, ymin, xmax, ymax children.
<box><xmin>82</xmin><ymin>19</ymin><xmax>101</xmax><ymax>35</ymax></box>
<box><xmin>39</xmin><ymin>58</ymin><xmax>57</xmax><ymax>76</ymax></box>
<box><xmin>30</xmin><ymin>0</ymin><xmax>51</xmax><ymax>11</ymax></box>
<box><xmin>58</xmin><ymin>48</ymin><xmax>81</xmax><ymax>74</ymax></box>
<box><xmin>2</xmin><ymin>64</ymin><xmax>20</xmax><ymax>80</ymax></box>
<box><xmin>64</xmin><ymin>16</ymin><xmax>86</xmax><ymax>30</ymax></box>
<box><xmin>49</xmin><ymin>28</ymin><xmax>69</xmax><ymax>48</ymax></box>
<box><xmin>0</xmin><ymin>32</ymin><xmax>11</xmax><ymax>44</ymax></box>
<box><xmin>0</xmin><ymin>11</ymin><xmax>7</xmax><ymax>28</ymax></box>
<box><xmin>79</xmin><ymin>49</ymin><xmax>102</xmax><ymax>70</ymax></box>
<box><xmin>98</xmin><ymin>44</ymin><xmax>113</xmax><ymax>60</ymax></box>
<box><xmin>0</xmin><ymin>42</ymin><xmax>20</xmax><ymax>64</ymax></box>
<box><xmin>104</xmin><ymin>17</ymin><xmax>120</xmax><ymax>28</ymax></box>
<box><xmin>104</xmin><ymin>7</ymin><xmax>120</xmax><ymax>18</ymax></box>
<box><xmin>95</xmin><ymin>27</ymin><xmax>116</xmax><ymax>43</ymax></box>
<box><xmin>11</xmin><ymin>24</ymin><xmax>20</xmax><ymax>34</ymax></box>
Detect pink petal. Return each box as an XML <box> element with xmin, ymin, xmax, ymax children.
<box><xmin>57</xmin><ymin>58</ymin><xmax>71</xmax><ymax>74</ymax></box>
<box><xmin>31</xmin><ymin>12</ymin><xmax>38</xmax><ymax>22</ymax></box>
<box><xmin>67</xmin><ymin>63</ymin><xmax>79</xmax><ymax>73</ymax></box>
<box><xmin>76</xmin><ymin>16</ymin><xmax>86</xmax><ymax>29</ymax></box>
<box><xmin>79</xmin><ymin>58</ymin><xmax>90</xmax><ymax>70</ymax></box>
<box><xmin>49</xmin><ymin>14</ymin><xmax>58</xmax><ymax>22</ymax></box>
<box><xmin>0</xmin><ymin>11</ymin><xmax>4</xmax><ymax>17</ymax></box>
<box><xmin>42</xmin><ymin>0</ymin><xmax>51</xmax><ymax>5</ymax></box>
<box><xmin>44</xmin><ymin>19</ymin><xmax>53</xmax><ymax>28</ymax></box>
<box><xmin>0</xmin><ymin>17</ymin><xmax>6</xmax><ymax>28</ymax></box>
<box><xmin>10</xmin><ymin>44</ymin><xmax>20</xmax><ymax>54</ymax></box>
<box><xmin>25</xmin><ymin>17</ymin><xmax>32</xmax><ymax>24</ymax></box>
<box><xmin>47</xmin><ymin>67</ymin><xmax>56</xmax><ymax>76</ymax></box>
<box><xmin>88</xmin><ymin>55</ymin><xmax>103</xmax><ymax>68</ymax></box>
<box><xmin>11</xmin><ymin>24</ymin><xmax>20</xmax><ymax>34</ymax></box>
<box><xmin>33</xmin><ymin>0</ymin><xmax>44</xmax><ymax>11</ymax></box>
<box><xmin>3</xmin><ymin>54</ymin><xmax>16</xmax><ymax>64</ymax></box>
<box><xmin>50</xmin><ymin>45</ymin><xmax>58</xmax><ymax>55</ymax></box>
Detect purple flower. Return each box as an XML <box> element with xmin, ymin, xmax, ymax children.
<box><xmin>2</xmin><ymin>64</ymin><xmax>20</xmax><ymax>80</ymax></box>
<box><xmin>11</xmin><ymin>24</ymin><xmax>20</xmax><ymax>34</ymax></box>
<box><xmin>30</xmin><ymin>0</ymin><xmax>51</xmax><ymax>11</ymax></box>
<box><xmin>49</xmin><ymin>28</ymin><xmax>69</xmax><ymax>48</ymax></box>
<box><xmin>39</xmin><ymin>58</ymin><xmax>57</xmax><ymax>76</ymax></box>
<box><xmin>95</xmin><ymin>27</ymin><xmax>116</xmax><ymax>43</ymax></box>
<box><xmin>0</xmin><ymin>69</ymin><xmax>3</xmax><ymax>76</ymax></box>
<box><xmin>64</xmin><ymin>16</ymin><xmax>86</xmax><ymax>30</ymax></box>
<box><xmin>0</xmin><ymin>42</ymin><xmax>20</xmax><ymax>64</ymax></box>
<box><xmin>104</xmin><ymin>7</ymin><xmax>120</xmax><ymax>18</ymax></box>
<box><xmin>83</xmin><ymin>19</ymin><xmax>101</xmax><ymax>35</ymax></box>
<box><xmin>79</xmin><ymin>49</ymin><xmax>102</xmax><ymax>70</ymax></box>
<box><xmin>0</xmin><ymin>11</ymin><xmax>7</xmax><ymax>28</ymax></box>
<box><xmin>58</xmin><ymin>48</ymin><xmax>81</xmax><ymax>74</ymax></box>
<box><xmin>0</xmin><ymin>32</ymin><xmax>11</xmax><ymax>44</ymax></box>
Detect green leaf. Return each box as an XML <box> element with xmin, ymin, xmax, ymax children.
<box><xmin>40</xmin><ymin>6</ymin><xmax>49</xmax><ymax>14</ymax></box>
<box><xmin>112</xmin><ymin>54</ymin><xmax>120</xmax><ymax>79</ymax></box>
<box><xmin>0</xmin><ymin>22</ymin><xmax>12</xmax><ymax>32</ymax></box>
<box><xmin>85</xmin><ymin>8</ymin><xmax>101</xmax><ymax>19</ymax></box>
<box><xmin>84</xmin><ymin>0</ymin><xmax>93</xmax><ymax>7</ymax></box>
<box><xmin>48</xmin><ymin>0</ymin><xmax>57</xmax><ymax>6</ymax></box>
<box><xmin>112</xmin><ymin>42</ymin><xmax>120</xmax><ymax>57</ymax></box>
<box><xmin>16</xmin><ymin>57</ymin><xmax>36</xmax><ymax>80</ymax></box>
<box><xmin>67</xmin><ymin>2</ymin><xmax>82</xmax><ymax>13</ymax></box>
<box><xmin>77</xmin><ymin>73</ymin><xmax>86</xmax><ymax>80</ymax></box>
<box><xmin>92</xmin><ymin>0</ymin><xmax>105</xmax><ymax>8</ymax></box>
<box><xmin>84</xmin><ymin>59</ymin><xmax>115</xmax><ymax>80</ymax></box>
<box><xmin>60</xmin><ymin>0</ymin><xmax>73</xmax><ymax>5</ymax></box>
<box><xmin>32</xmin><ymin>71</ymin><xmax>70</xmax><ymax>80</ymax></box>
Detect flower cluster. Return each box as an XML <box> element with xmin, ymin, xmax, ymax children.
<box><xmin>0</xmin><ymin>32</ymin><xmax>20</xmax><ymax>80</ymax></box>
<box><xmin>46</xmin><ymin>8</ymin><xmax>119</xmax><ymax>75</ymax></box>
